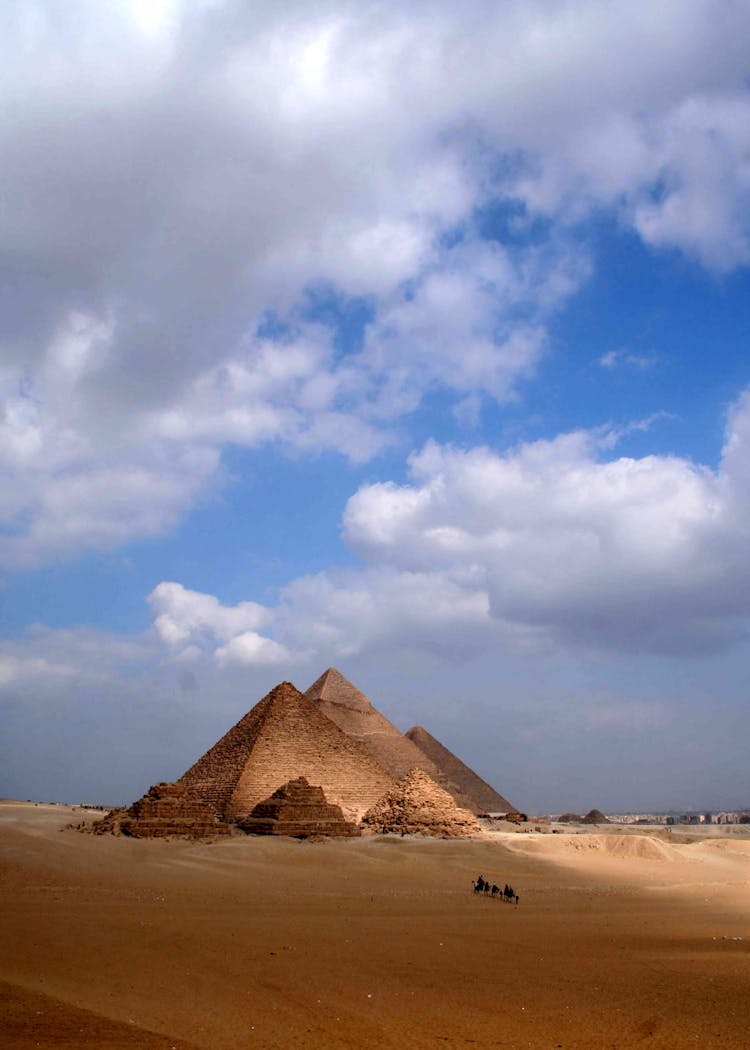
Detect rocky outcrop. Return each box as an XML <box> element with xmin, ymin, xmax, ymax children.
<box><xmin>238</xmin><ymin>777</ymin><xmax>361</xmax><ymax>838</ymax></box>
<box><xmin>94</xmin><ymin>782</ymin><xmax>231</xmax><ymax>838</ymax></box>
<box><xmin>361</xmin><ymin>769</ymin><xmax>480</xmax><ymax>838</ymax></box>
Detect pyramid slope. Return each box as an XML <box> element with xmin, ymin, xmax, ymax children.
<box><xmin>304</xmin><ymin>667</ymin><xmax>372</xmax><ymax>713</ymax></box>
<box><xmin>304</xmin><ymin>668</ymin><xmax>447</xmax><ymax>783</ymax></box>
<box><xmin>305</xmin><ymin>669</ymin><xmax>488</xmax><ymax>813</ymax></box>
<box><xmin>180</xmin><ymin>681</ymin><xmax>395</xmax><ymax>822</ymax></box>
<box><xmin>405</xmin><ymin>725</ymin><xmax>513</xmax><ymax>813</ymax></box>
<box><xmin>362</xmin><ymin>769</ymin><xmax>480</xmax><ymax>838</ymax></box>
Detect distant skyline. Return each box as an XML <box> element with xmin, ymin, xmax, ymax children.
<box><xmin>2</xmin><ymin>1</ymin><xmax>750</xmax><ymax>813</ymax></box>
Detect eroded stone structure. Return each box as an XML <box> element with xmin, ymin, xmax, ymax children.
<box><xmin>96</xmin><ymin>781</ymin><xmax>231</xmax><ymax>838</ymax></box>
<box><xmin>362</xmin><ymin>768</ymin><xmax>480</xmax><ymax>838</ymax></box>
<box><xmin>238</xmin><ymin>776</ymin><xmax>361</xmax><ymax>838</ymax></box>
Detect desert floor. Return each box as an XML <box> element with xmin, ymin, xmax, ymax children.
<box><xmin>1</xmin><ymin>802</ymin><xmax>749</xmax><ymax>1049</ymax></box>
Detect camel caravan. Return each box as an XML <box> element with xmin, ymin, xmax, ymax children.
<box><xmin>472</xmin><ymin>875</ymin><xmax>520</xmax><ymax>904</ymax></box>
<box><xmin>94</xmin><ymin>669</ymin><xmax>516</xmax><ymax>841</ymax></box>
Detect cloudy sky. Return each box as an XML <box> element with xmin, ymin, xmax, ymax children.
<box><xmin>2</xmin><ymin>0</ymin><xmax>750</xmax><ymax>814</ymax></box>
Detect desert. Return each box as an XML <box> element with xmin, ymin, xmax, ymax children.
<box><xmin>2</xmin><ymin>800</ymin><xmax>750</xmax><ymax>1049</ymax></box>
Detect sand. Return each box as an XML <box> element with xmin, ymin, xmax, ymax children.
<box><xmin>1</xmin><ymin>803</ymin><xmax>749</xmax><ymax>1048</ymax></box>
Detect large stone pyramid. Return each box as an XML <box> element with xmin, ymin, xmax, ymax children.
<box><xmin>304</xmin><ymin>668</ymin><xmax>452</xmax><ymax>784</ymax></box>
<box><xmin>405</xmin><ymin>725</ymin><xmax>513</xmax><ymax>813</ymax></box>
<box><xmin>304</xmin><ymin>668</ymin><xmax>505</xmax><ymax>814</ymax></box>
<box><xmin>362</xmin><ymin>769</ymin><xmax>480</xmax><ymax>838</ymax></box>
<box><xmin>179</xmin><ymin>681</ymin><xmax>394</xmax><ymax>823</ymax></box>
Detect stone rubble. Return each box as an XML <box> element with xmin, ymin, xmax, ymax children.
<box><xmin>361</xmin><ymin>768</ymin><xmax>481</xmax><ymax>838</ymax></box>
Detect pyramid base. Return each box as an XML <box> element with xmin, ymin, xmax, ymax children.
<box><xmin>239</xmin><ymin>818</ymin><xmax>361</xmax><ymax>838</ymax></box>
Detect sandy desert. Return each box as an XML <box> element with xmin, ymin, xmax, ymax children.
<box><xmin>2</xmin><ymin>801</ymin><xmax>749</xmax><ymax>1049</ymax></box>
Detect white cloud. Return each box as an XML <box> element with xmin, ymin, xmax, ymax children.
<box><xmin>338</xmin><ymin>395</ymin><xmax>750</xmax><ymax>653</ymax></box>
<box><xmin>0</xmin><ymin>655</ymin><xmax>74</xmax><ymax>686</ymax></box>
<box><xmin>599</xmin><ymin>349</ymin><xmax>655</xmax><ymax>371</ymax></box>
<box><xmin>141</xmin><ymin>391</ymin><xmax>750</xmax><ymax>662</ymax></box>
<box><xmin>148</xmin><ymin>581</ymin><xmax>272</xmax><ymax>655</ymax></box>
<box><xmin>2</xmin><ymin>2</ymin><xmax>750</xmax><ymax>565</ymax></box>
<box><xmin>215</xmin><ymin>631</ymin><xmax>290</xmax><ymax>668</ymax></box>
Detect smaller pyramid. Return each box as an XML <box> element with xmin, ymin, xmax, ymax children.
<box><xmin>405</xmin><ymin>725</ymin><xmax>513</xmax><ymax>813</ymax></box>
<box><xmin>239</xmin><ymin>777</ymin><xmax>361</xmax><ymax>838</ymax></box>
<box><xmin>362</xmin><ymin>769</ymin><xmax>480</xmax><ymax>839</ymax></box>
<box><xmin>95</xmin><ymin>782</ymin><xmax>231</xmax><ymax>838</ymax></box>
<box><xmin>582</xmin><ymin>808</ymin><xmax>609</xmax><ymax>825</ymax></box>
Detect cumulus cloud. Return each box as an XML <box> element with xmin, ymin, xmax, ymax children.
<box><xmin>143</xmin><ymin>391</ymin><xmax>750</xmax><ymax>662</ymax></box>
<box><xmin>214</xmin><ymin>632</ymin><xmax>290</xmax><ymax>668</ymax></box>
<box><xmin>148</xmin><ymin>581</ymin><xmax>280</xmax><ymax>662</ymax></box>
<box><xmin>2</xmin><ymin>2</ymin><xmax>750</xmax><ymax>565</ymax></box>
<box><xmin>341</xmin><ymin>395</ymin><xmax>750</xmax><ymax>653</ymax></box>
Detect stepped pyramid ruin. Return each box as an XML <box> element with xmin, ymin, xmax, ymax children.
<box><xmin>405</xmin><ymin>725</ymin><xmax>513</xmax><ymax>813</ymax></box>
<box><xmin>95</xmin><ymin>781</ymin><xmax>231</xmax><ymax>838</ymax></box>
<box><xmin>362</xmin><ymin>769</ymin><xmax>480</xmax><ymax>838</ymax></box>
<box><xmin>179</xmin><ymin>681</ymin><xmax>394</xmax><ymax>823</ymax></box>
<box><xmin>304</xmin><ymin>668</ymin><xmax>507</xmax><ymax>814</ymax></box>
<box><xmin>239</xmin><ymin>777</ymin><xmax>360</xmax><ymax>837</ymax></box>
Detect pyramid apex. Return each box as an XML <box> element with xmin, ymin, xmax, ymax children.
<box><xmin>265</xmin><ymin>680</ymin><xmax>304</xmax><ymax>702</ymax></box>
<box><xmin>303</xmin><ymin>667</ymin><xmax>373</xmax><ymax>713</ymax></box>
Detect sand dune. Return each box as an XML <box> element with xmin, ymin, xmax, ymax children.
<box><xmin>2</xmin><ymin>803</ymin><xmax>750</xmax><ymax>1048</ymax></box>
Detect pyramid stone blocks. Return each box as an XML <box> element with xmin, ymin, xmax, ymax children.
<box><xmin>96</xmin><ymin>781</ymin><xmax>231</xmax><ymax>838</ymax></box>
<box><xmin>179</xmin><ymin>682</ymin><xmax>395</xmax><ymax>823</ymax></box>
<box><xmin>238</xmin><ymin>776</ymin><xmax>361</xmax><ymax>837</ymax></box>
<box><xmin>405</xmin><ymin>725</ymin><xmax>513</xmax><ymax>813</ymax></box>
<box><xmin>362</xmin><ymin>769</ymin><xmax>480</xmax><ymax>838</ymax></box>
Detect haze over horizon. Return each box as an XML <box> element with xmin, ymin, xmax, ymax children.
<box><xmin>2</xmin><ymin>1</ymin><xmax>750</xmax><ymax>815</ymax></box>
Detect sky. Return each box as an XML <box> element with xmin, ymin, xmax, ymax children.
<box><xmin>2</xmin><ymin>0</ymin><xmax>750</xmax><ymax>814</ymax></box>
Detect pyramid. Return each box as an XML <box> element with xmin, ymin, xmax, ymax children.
<box><xmin>405</xmin><ymin>725</ymin><xmax>513</xmax><ymax>813</ymax></box>
<box><xmin>305</xmin><ymin>669</ymin><xmax>507</xmax><ymax>814</ymax></box>
<box><xmin>238</xmin><ymin>776</ymin><xmax>360</xmax><ymax>837</ymax></box>
<box><xmin>179</xmin><ymin>681</ymin><xmax>395</xmax><ymax>823</ymax></box>
<box><xmin>303</xmin><ymin>669</ymin><xmax>467</xmax><ymax>800</ymax></box>
<box><xmin>361</xmin><ymin>769</ymin><xmax>480</xmax><ymax>838</ymax></box>
<box><xmin>95</xmin><ymin>782</ymin><xmax>231</xmax><ymax>838</ymax></box>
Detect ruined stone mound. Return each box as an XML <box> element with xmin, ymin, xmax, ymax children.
<box><xmin>95</xmin><ymin>782</ymin><xmax>231</xmax><ymax>838</ymax></box>
<box><xmin>405</xmin><ymin>724</ymin><xmax>514</xmax><ymax>814</ymax></box>
<box><xmin>361</xmin><ymin>769</ymin><xmax>480</xmax><ymax>838</ymax></box>
<box><xmin>239</xmin><ymin>777</ymin><xmax>361</xmax><ymax>838</ymax></box>
<box><xmin>558</xmin><ymin>812</ymin><xmax>583</xmax><ymax>823</ymax></box>
<box><xmin>501</xmin><ymin>811</ymin><xmax>529</xmax><ymax>824</ymax></box>
<box><xmin>582</xmin><ymin>808</ymin><xmax>610</xmax><ymax>825</ymax></box>
<box><xmin>179</xmin><ymin>680</ymin><xmax>394</xmax><ymax>823</ymax></box>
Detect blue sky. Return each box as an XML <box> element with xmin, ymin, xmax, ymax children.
<box><xmin>2</xmin><ymin>1</ymin><xmax>750</xmax><ymax>813</ymax></box>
